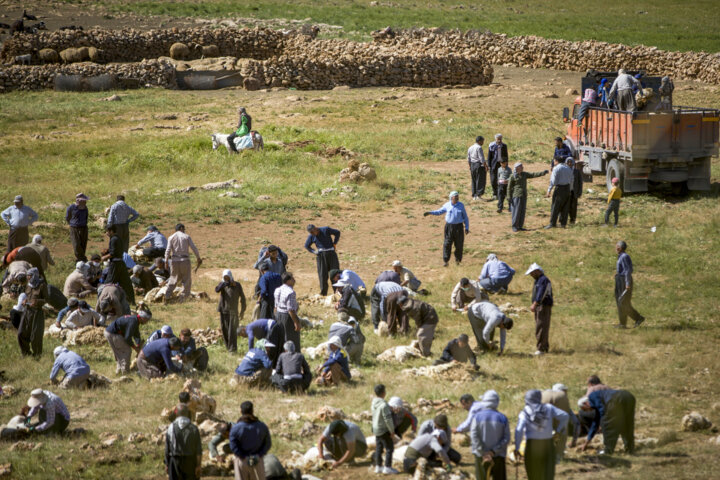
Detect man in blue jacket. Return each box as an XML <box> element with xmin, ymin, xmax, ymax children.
<box><xmin>230</xmin><ymin>401</ymin><xmax>272</xmax><ymax>479</ymax></box>
<box><xmin>470</xmin><ymin>390</ymin><xmax>510</xmax><ymax>480</ymax></box>
<box><xmin>305</xmin><ymin>224</ymin><xmax>341</xmax><ymax>296</ymax></box>
<box><xmin>137</xmin><ymin>336</ymin><xmax>183</xmax><ymax>379</ymax></box>
<box><xmin>234</xmin><ymin>342</ymin><xmax>275</xmax><ymax>387</ymax></box>
<box><xmin>578</xmin><ymin>389</ymin><xmax>636</xmax><ymax>455</ymax></box>
<box><xmin>256</xmin><ymin>264</ymin><xmax>282</xmax><ymax>320</ymax></box>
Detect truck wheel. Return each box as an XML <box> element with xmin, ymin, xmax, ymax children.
<box><xmin>606</xmin><ymin>159</ymin><xmax>624</xmax><ymax>192</ymax></box>
<box><xmin>671</xmin><ymin>181</ymin><xmax>689</xmax><ymax>196</ymax></box>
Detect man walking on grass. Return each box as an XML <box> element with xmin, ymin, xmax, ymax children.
<box><xmin>526</xmin><ymin>263</ymin><xmax>552</xmax><ymax>355</ymax></box>
<box><xmin>164</xmin><ymin>223</ymin><xmax>202</xmax><ymax>303</ymax></box>
<box><xmin>424</xmin><ymin>191</ymin><xmax>469</xmax><ymax>267</ymax></box>
<box><xmin>614</xmin><ymin>241</ymin><xmax>645</xmax><ymax>329</ymax></box>
<box><xmin>467</xmin><ymin>136</ymin><xmax>487</xmax><ymax>200</ymax></box>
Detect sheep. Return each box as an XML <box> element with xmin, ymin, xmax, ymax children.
<box><xmin>14</xmin><ymin>54</ymin><xmax>31</xmax><ymax>65</ymax></box>
<box><xmin>38</xmin><ymin>48</ymin><xmax>59</xmax><ymax>64</ymax></box>
<box><xmin>169</xmin><ymin>42</ymin><xmax>190</xmax><ymax>60</ymax></box>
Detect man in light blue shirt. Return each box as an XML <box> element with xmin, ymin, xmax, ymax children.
<box><xmin>545</xmin><ymin>158</ymin><xmax>574</xmax><ymax>228</ymax></box>
<box><xmin>134</xmin><ymin>225</ymin><xmax>167</xmax><ymax>259</ymax></box>
<box><xmin>107</xmin><ymin>195</ymin><xmax>139</xmax><ymax>253</ymax></box>
<box><xmin>2</xmin><ymin>195</ymin><xmax>38</xmax><ymax>253</ymax></box>
<box><xmin>470</xmin><ymin>390</ymin><xmax>510</xmax><ymax>480</ymax></box>
<box><xmin>424</xmin><ymin>191</ymin><xmax>469</xmax><ymax>267</ymax></box>
<box><xmin>515</xmin><ymin>390</ymin><xmax>568</xmax><ymax>479</ymax></box>
<box><xmin>479</xmin><ymin>254</ymin><xmax>515</xmax><ymax>293</ymax></box>
<box><xmin>50</xmin><ymin>346</ymin><xmax>90</xmax><ymax>389</ymax></box>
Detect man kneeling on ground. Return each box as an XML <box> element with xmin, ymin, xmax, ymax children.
<box><xmin>315</xmin><ymin>336</ymin><xmax>351</xmax><ymax>387</ymax></box>
<box><xmin>317</xmin><ymin>419</ymin><xmax>368</xmax><ymax>470</ymax></box>
<box><xmin>271</xmin><ymin>341</ymin><xmax>312</xmax><ymax>393</ymax></box>
<box><xmin>434</xmin><ymin>334</ymin><xmax>477</xmax><ymax>367</ymax></box>
<box><xmin>234</xmin><ymin>341</ymin><xmax>275</xmax><ymax>387</ymax></box>
<box><xmin>403</xmin><ymin>430</ymin><xmax>453</xmax><ymax>474</ymax></box>
<box><xmin>175</xmin><ymin>328</ymin><xmax>209</xmax><ymax>371</ymax></box>
<box><xmin>137</xmin><ymin>336</ymin><xmax>183</xmax><ymax>379</ymax></box>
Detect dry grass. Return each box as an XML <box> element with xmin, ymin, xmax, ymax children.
<box><xmin>1</xmin><ymin>66</ymin><xmax>720</xmax><ymax>479</ymax></box>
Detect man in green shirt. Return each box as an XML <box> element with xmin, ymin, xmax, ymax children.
<box><xmin>227</xmin><ymin>107</ymin><xmax>252</xmax><ymax>152</ymax></box>
<box><xmin>507</xmin><ymin>162</ymin><xmax>548</xmax><ymax>232</ymax></box>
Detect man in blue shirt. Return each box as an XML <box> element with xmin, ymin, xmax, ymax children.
<box><xmin>107</xmin><ymin>194</ymin><xmax>139</xmax><ymax>253</ymax></box>
<box><xmin>424</xmin><ymin>191</ymin><xmax>469</xmax><ymax>267</ymax></box>
<box><xmin>305</xmin><ymin>224</ymin><xmax>341</xmax><ymax>295</ymax></box>
<box><xmin>234</xmin><ymin>343</ymin><xmax>275</xmax><ymax>387</ymax></box>
<box><xmin>50</xmin><ymin>346</ymin><xmax>91</xmax><ymax>389</ymax></box>
<box><xmin>137</xmin><ymin>336</ymin><xmax>183</xmax><ymax>379</ymax></box>
<box><xmin>545</xmin><ymin>157</ymin><xmax>574</xmax><ymax>228</ymax></box>
<box><xmin>614</xmin><ymin>241</ymin><xmax>645</xmax><ymax>328</ymax></box>
<box><xmin>2</xmin><ymin>195</ymin><xmax>38</xmax><ymax>254</ymax></box>
<box><xmin>134</xmin><ymin>225</ymin><xmax>167</xmax><ymax>259</ymax></box>
<box><xmin>479</xmin><ymin>254</ymin><xmax>515</xmax><ymax>294</ymax></box>
<box><xmin>551</xmin><ymin>136</ymin><xmax>572</xmax><ymax>170</ymax></box>
<box><xmin>256</xmin><ymin>264</ymin><xmax>282</xmax><ymax>319</ymax></box>
<box><xmin>579</xmin><ymin>388</ymin><xmax>636</xmax><ymax>455</ymax></box>
<box><xmin>470</xmin><ymin>390</ymin><xmax>510</xmax><ymax>480</ymax></box>
<box><xmin>229</xmin><ymin>401</ymin><xmax>272</xmax><ymax>479</ymax></box>
<box><xmin>65</xmin><ymin>193</ymin><xmax>89</xmax><ymax>262</ymax></box>
<box><xmin>526</xmin><ymin>263</ymin><xmax>553</xmax><ymax>355</ymax></box>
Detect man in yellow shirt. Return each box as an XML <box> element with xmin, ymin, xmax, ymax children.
<box><xmin>605</xmin><ymin>178</ymin><xmax>622</xmax><ymax>227</ymax></box>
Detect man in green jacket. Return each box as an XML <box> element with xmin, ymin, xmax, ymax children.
<box><xmin>227</xmin><ymin>107</ymin><xmax>252</xmax><ymax>152</ymax></box>
<box><xmin>507</xmin><ymin>162</ymin><xmax>548</xmax><ymax>232</ymax></box>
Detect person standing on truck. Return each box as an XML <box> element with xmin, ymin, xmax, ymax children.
<box><xmin>467</xmin><ymin>136</ymin><xmax>487</xmax><ymax>200</ymax></box>
<box><xmin>604</xmin><ymin>177</ymin><xmax>622</xmax><ymax>227</ymax></box>
<box><xmin>545</xmin><ymin>157</ymin><xmax>574</xmax><ymax>229</ymax></box>
<box><xmin>597</xmin><ymin>78</ymin><xmax>613</xmax><ymax>108</ymax></box>
<box><xmin>656</xmin><ymin>76</ymin><xmax>674</xmax><ymax>111</ymax></box>
<box><xmin>609</xmin><ymin>69</ymin><xmax>643</xmax><ymax>112</ymax></box>
<box><xmin>487</xmin><ymin>134</ymin><xmax>509</xmax><ymax>200</ymax></box>
<box><xmin>614</xmin><ymin>240</ymin><xmax>645</xmax><ymax>329</ymax></box>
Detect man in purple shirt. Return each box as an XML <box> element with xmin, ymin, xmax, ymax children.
<box><xmin>614</xmin><ymin>241</ymin><xmax>645</xmax><ymax>329</ymax></box>
<box><xmin>65</xmin><ymin>193</ymin><xmax>89</xmax><ymax>261</ymax></box>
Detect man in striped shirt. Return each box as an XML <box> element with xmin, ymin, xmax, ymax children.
<box><xmin>274</xmin><ymin>272</ymin><xmax>302</xmax><ymax>351</ymax></box>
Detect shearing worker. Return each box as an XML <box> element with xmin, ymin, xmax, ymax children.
<box><xmin>396</xmin><ymin>295</ymin><xmax>439</xmax><ymax>356</ymax></box>
<box><xmin>578</xmin><ymin>388</ymin><xmax>636</xmax><ymax>455</ymax></box>
<box><xmin>451</xmin><ymin>277</ymin><xmax>488</xmax><ymax>312</ymax></box>
<box><xmin>435</xmin><ymin>335</ymin><xmax>477</xmax><ymax>368</ymax></box>
<box><xmin>102</xmin><ymin>224</ymin><xmax>135</xmax><ymax>305</ymax></box>
<box><xmin>317</xmin><ymin>419</ymin><xmax>368</xmax><ymax>470</ymax></box>
<box><xmin>104</xmin><ymin>310</ymin><xmax>151</xmax><ymax>374</ymax></box>
<box><xmin>328</xmin><ymin>316</ymin><xmax>365</xmax><ymax>364</ymax></box>
<box><xmin>333</xmin><ymin>279</ymin><xmax>365</xmax><ymax>322</ymax></box>
<box><xmin>467</xmin><ymin>300</ymin><xmax>513</xmax><ymax>355</ymax></box>
<box><xmin>63</xmin><ymin>261</ymin><xmax>95</xmax><ymax>298</ymax></box>
<box><xmin>271</xmin><ymin>341</ymin><xmax>312</xmax><ymax>393</ymax></box>
<box><xmin>25</xmin><ymin>234</ymin><xmax>54</xmax><ymax>271</ymax></box>
<box><xmin>134</xmin><ymin>225</ymin><xmax>167</xmax><ymax>260</ymax></box>
<box><xmin>479</xmin><ymin>254</ymin><xmax>515</xmax><ymax>294</ymax></box>
<box><xmin>50</xmin><ymin>346</ymin><xmax>90</xmax><ymax>389</ymax></box>
<box><xmin>25</xmin><ymin>389</ymin><xmax>71</xmax><ymax>435</ymax></box>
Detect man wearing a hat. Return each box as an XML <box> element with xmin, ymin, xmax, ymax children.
<box><xmin>26</xmin><ymin>388</ymin><xmax>70</xmax><ymax>434</ymax></box>
<box><xmin>55</xmin><ymin>297</ymin><xmax>80</xmax><ymax>329</ymax></box>
<box><xmin>526</xmin><ymin>263</ymin><xmax>553</xmax><ymax>355</ymax></box>
<box><xmin>50</xmin><ymin>346</ymin><xmax>90</xmax><ymax>389</ymax></box>
<box><xmin>25</xmin><ymin>234</ymin><xmax>54</xmax><ymax>271</ymax></box>
<box><xmin>316</xmin><ymin>336</ymin><xmax>351</xmax><ymax>386</ymax></box>
<box><xmin>137</xmin><ymin>335</ymin><xmax>183</xmax><ymax>379</ymax></box>
<box><xmin>542</xmin><ymin>383</ymin><xmax>580</xmax><ymax>461</ymax></box>
<box><xmin>2</xmin><ymin>195</ymin><xmax>38</xmax><ymax>254</ymax></box>
<box><xmin>104</xmin><ymin>310</ymin><xmax>152</xmax><ymax>374</ymax></box>
<box><xmin>317</xmin><ymin>419</ymin><xmax>368</xmax><ymax>470</ymax></box>
<box><xmin>391</xmin><ymin>259</ymin><xmax>425</xmax><ymax>294</ymax></box>
<box><xmin>507</xmin><ymin>162</ymin><xmax>549</xmax><ymax>232</ymax></box>
<box><xmin>134</xmin><ymin>225</ymin><xmax>167</xmax><ymax>260</ymax></box>
<box><xmin>418</xmin><ymin>414</ymin><xmax>461</xmax><ymax>465</ymax></box>
<box><xmin>106</xmin><ymin>194</ymin><xmax>139</xmax><ymax>253</ymax></box>
<box><xmin>234</xmin><ymin>341</ymin><xmax>275</xmax><ymax>387</ymax></box>
<box><xmin>396</xmin><ymin>295</ymin><xmax>439</xmax><ymax>357</ymax></box>
<box><xmin>304</xmin><ymin>224</ymin><xmax>341</xmax><ymax>296</ymax></box>
<box><xmin>65</xmin><ymin>193</ymin><xmax>89</xmax><ymax>262</ymax></box>
<box><xmin>328</xmin><ymin>316</ymin><xmax>365</xmax><ymax>364</ymax></box>
<box><xmin>63</xmin><ymin>261</ymin><xmax>96</xmax><ymax>299</ymax></box>
<box><xmin>147</xmin><ymin>324</ymin><xmax>174</xmax><ymax>344</ymax></box>
<box><xmin>164</xmin><ymin>223</ymin><xmax>202</xmax><ymax>303</ymax></box>
<box><xmin>423</xmin><ymin>191</ymin><xmax>469</xmax><ymax>267</ymax></box>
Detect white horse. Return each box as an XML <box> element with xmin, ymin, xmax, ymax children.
<box><xmin>211</xmin><ymin>131</ymin><xmax>264</xmax><ymax>153</ymax></box>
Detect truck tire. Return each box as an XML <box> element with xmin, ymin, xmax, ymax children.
<box><xmin>606</xmin><ymin>159</ymin><xmax>624</xmax><ymax>192</ymax></box>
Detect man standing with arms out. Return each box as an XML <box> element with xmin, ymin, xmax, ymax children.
<box><xmin>275</xmin><ymin>272</ymin><xmax>302</xmax><ymax>351</ymax></box>
<box><xmin>470</xmin><ymin>390</ymin><xmax>510</xmax><ymax>480</ymax></box>
<box><xmin>65</xmin><ymin>193</ymin><xmax>89</xmax><ymax>262</ymax></box>
<box><xmin>230</xmin><ymin>401</ymin><xmax>271</xmax><ymax>480</ymax></box>
<box><xmin>424</xmin><ymin>191</ymin><xmax>469</xmax><ymax>267</ymax></box>
<box><xmin>467</xmin><ymin>135</ymin><xmax>486</xmax><ymax>200</ymax></box>
<box><xmin>545</xmin><ymin>157</ymin><xmax>574</xmax><ymax>229</ymax></box>
<box><xmin>134</xmin><ymin>225</ymin><xmax>167</xmax><ymax>260</ymax></box>
<box><xmin>2</xmin><ymin>195</ymin><xmax>38</xmax><ymax>254</ymax></box>
<box><xmin>107</xmin><ymin>195</ymin><xmax>139</xmax><ymax>253</ymax></box>
<box><xmin>507</xmin><ymin>162</ymin><xmax>549</xmax><ymax>232</ymax></box>
<box><xmin>305</xmin><ymin>224</ymin><xmax>341</xmax><ymax>296</ymax></box>
<box><xmin>164</xmin><ymin>223</ymin><xmax>202</xmax><ymax>303</ymax></box>
<box><xmin>615</xmin><ymin>241</ymin><xmax>645</xmax><ymax>329</ymax></box>
<box><xmin>526</xmin><ymin>263</ymin><xmax>553</xmax><ymax>355</ymax></box>
<box><xmin>487</xmin><ymin>134</ymin><xmax>508</xmax><ymax>200</ymax></box>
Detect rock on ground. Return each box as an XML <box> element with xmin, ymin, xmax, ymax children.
<box><xmin>681</xmin><ymin>412</ymin><xmax>712</xmax><ymax>431</ymax></box>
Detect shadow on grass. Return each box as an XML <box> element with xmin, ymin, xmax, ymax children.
<box><xmin>501</xmin><ymin>352</ymin><xmax>535</xmax><ymax>359</ymax></box>
<box><xmin>550</xmin><ymin>348</ymin><xmax>576</xmax><ymax>355</ymax></box>
<box><xmin>586</xmin><ymin>343</ymin><xmax>623</xmax><ymax>356</ymax></box>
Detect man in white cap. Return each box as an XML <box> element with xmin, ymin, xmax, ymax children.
<box><xmin>147</xmin><ymin>324</ymin><xmax>175</xmax><ymax>343</ymax></box>
<box><xmin>526</xmin><ymin>263</ymin><xmax>553</xmax><ymax>355</ymax></box>
<box><xmin>63</xmin><ymin>261</ymin><xmax>96</xmax><ymax>299</ymax></box>
<box><xmin>487</xmin><ymin>134</ymin><xmax>509</xmax><ymax>200</ymax></box>
<box><xmin>391</xmin><ymin>259</ymin><xmax>425</xmax><ymax>294</ymax></box>
<box><xmin>65</xmin><ymin>193</ymin><xmax>89</xmax><ymax>261</ymax></box>
<box><xmin>542</xmin><ymin>383</ymin><xmax>580</xmax><ymax>461</ymax></box>
<box><xmin>104</xmin><ymin>310</ymin><xmax>152</xmax><ymax>374</ymax></box>
<box><xmin>328</xmin><ymin>316</ymin><xmax>365</xmax><ymax>363</ymax></box>
<box><xmin>423</xmin><ymin>191</ymin><xmax>469</xmax><ymax>267</ymax></box>
<box><xmin>609</xmin><ymin>69</ymin><xmax>643</xmax><ymax>112</ymax></box>
<box><xmin>50</xmin><ymin>346</ymin><xmax>90</xmax><ymax>389</ymax></box>
<box><xmin>2</xmin><ymin>195</ymin><xmax>38</xmax><ymax>254</ymax></box>
<box><xmin>316</xmin><ymin>335</ymin><xmax>351</xmax><ymax>386</ymax></box>
<box><xmin>25</xmin><ymin>234</ymin><xmax>54</xmax><ymax>271</ymax></box>
<box><xmin>26</xmin><ymin>388</ymin><xmax>70</xmax><ymax>434</ymax></box>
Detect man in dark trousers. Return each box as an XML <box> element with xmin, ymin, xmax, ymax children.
<box><xmin>526</xmin><ymin>263</ymin><xmax>553</xmax><ymax>355</ymax></box>
<box><xmin>467</xmin><ymin>135</ymin><xmax>487</xmax><ymax>200</ymax></box>
<box><xmin>424</xmin><ymin>191</ymin><xmax>469</xmax><ymax>267</ymax></box>
<box><xmin>65</xmin><ymin>193</ymin><xmax>89</xmax><ymax>262</ymax></box>
<box><xmin>215</xmin><ymin>269</ymin><xmax>246</xmax><ymax>352</ymax></box>
<box><xmin>2</xmin><ymin>195</ymin><xmax>38</xmax><ymax>254</ymax></box>
<box><xmin>434</xmin><ymin>334</ymin><xmax>477</xmax><ymax>367</ymax></box>
<box><xmin>304</xmin><ymin>224</ymin><xmax>341</xmax><ymax>296</ymax></box>
<box><xmin>106</xmin><ymin>194</ymin><xmax>139</xmax><ymax>253</ymax></box>
<box><xmin>165</xmin><ymin>405</ymin><xmax>202</xmax><ymax>480</ymax></box>
<box><xmin>614</xmin><ymin>241</ymin><xmax>645</xmax><ymax>329</ymax></box>
<box><xmin>256</xmin><ymin>263</ymin><xmax>282</xmax><ymax>319</ymax></box>
<box><xmin>230</xmin><ymin>401</ymin><xmax>272</xmax><ymax>480</ymax></box>
<box><xmin>487</xmin><ymin>134</ymin><xmax>509</xmax><ymax>200</ymax></box>
<box><xmin>545</xmin><ymin>157</ymin><xmax>574</xmax><ymax>229</ymax></box>
<box><xmin>568</xmin><ymin>158</ymin><xmax>584</xmax><ymax>225</ymax></box>
<box><xmin>101</xmin><ymin>224</ymin><xmax>135</xmax><ymax>305</ymax></box>
<box><xmin>137</xmin><ymin>336</ymin><xmax>183</xmax><ymax>379</ymax></box>
<box><xmin>227</xmin><ymin>107</ymin><xmax>252</xmax><ymax>153</ymax></box>
<box><xmin>551</xmin><ymin>136</ymin><xmax>572</xmax><ymax>170</ymax></box>
<box><xmin>579</xmin><ymin>389</ymin><xmax>636</xmax><ymax>455</ymax></box>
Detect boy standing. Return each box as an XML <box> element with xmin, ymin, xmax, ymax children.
<box><xmin>605</xmin><ymin>177</ymin><xmax>622</xmax><ymax>226</ymax></box>
<box><xmin>496</xmin><ymin>159</ymin><xmax>512</xmax><ymax>213</ymax></box>
<box><xmin>371</xmin><ymin>384</ymin><xmax>398</xmax><ymax>475</ymax></box>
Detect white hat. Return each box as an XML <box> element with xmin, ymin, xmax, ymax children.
<box><xmin>525</xmin><ymin>263</ymin><xmax>543</xmax><ymax>275</ymax></box>
<box><xmin>578</xmin><ymin>396</ymin><xmax>589</xmax><ymax>408</ymax></box>
<box><xmin>32</xmin><ymin>234</ymin><xmax>42</xmax><ymax>244</ymax></box>
<box><xmin>552</xmin><ymin>383</ymin><xmax>568</xmax><ymax>392</ymax></box>
<box><xmin>388</xmin><ymin>396</ymin><xmax>403</xmax><ymax>409</ymax></box>
<box><xmin>138</xmin><ymin>310</ymin><xmax>152</xmax><ymax>320</ymax></box>
<box><xmin>264</xmin><ymin>341</ymin><xmax>276</xmax><ymax>348</ymax></box>
<box><xmin>391</xmin><ymin>260</ymin><xmax>403</xmax><ymax>267</ymax></box>
<box><xmin>53</xmin><ymin>346</ymin><xmax>68</xmax><ymax>358</ymax></box>
<box><xmin>494</xmin><ymin>133</ymin><xmax>503</xmax><ymax>139</ymax></box>
<box><xmin>75</xmin><ymin>261</ymin><xmax>87</xmax><ymax>271</ymax></box>
<box><xmin>329</xmin><ymin>335</ymin><xmax>343</xmax><ymax>349</ymax></box>
<box><xmin>449</xmin><ymin>191</ymin><xmax>459</xmax><ymax>200</ymax></box>
<box><xmin>132</xmin><ymin>265</ymin><xmax>143</xmax><ymax>275</ymax></box>
<box><xmin>161</xmin><ymin>325</ymin><xmax>173</xmax><ymax>335</ymax></box>
<box><xmin>27</xmin><ymin>388</ymin><xmax>48</xmax><ymax>408</ymax></box>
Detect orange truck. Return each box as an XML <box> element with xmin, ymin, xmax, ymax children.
<box><xmin>563</xmin><ymin>71</ymin><xmax>719</xmax><ymax>193</ymax></box>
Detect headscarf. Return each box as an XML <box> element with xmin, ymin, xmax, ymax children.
<box><xmin>284</xmin><ymin>341</ymin><xmax>295</xmax><ymax>353</ymax></box>
<box><xmin>222</xmin><ymin>269</ymin><xmax>234</xmax><ymax>282</ymax></box>
<box><xmin>486</xmin><ymin>253</ymin><xmax>498</xmax><ymax>262</ymax></box>
<box><xmin>448</xmin><ymin>191</ymin><xmax>459</xmax><ymax>200</ymax></box>
<box><xmin>329</xmin><ymin>335</ymin><xmax>343</xmax><ymax>349</ymax></box>
<box><xmin>27</xmin><ymin>267</ymin><xmax>42</xmax><ymax>289</ymax></box>
<box><xmin>513</xmin><ymin>162</ymin><xmax>523</xmax><ymax>179</ymax></box>
<box><xmin>479</xmin><ymin>389</ymin><xmax>499</xmax><ymax>410</ymax></box>
<box><xmin>523</xmin><ymin>389</ymin><xmax>547</xmax><ymax>426</ymax></box>
<box><xmin>32</xmin><ymin>234</ymin><xmax>42</xmax><ymax>244</ymax></box>
<box><xmin>600</xmin><ymin>78</ymin><xmax>607</xmax><ymax>86</ymax></box>
<box><xmin>53</xmin><ymin>346</ymin><xmax>68</xmax><ymax>358</ymax></box>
